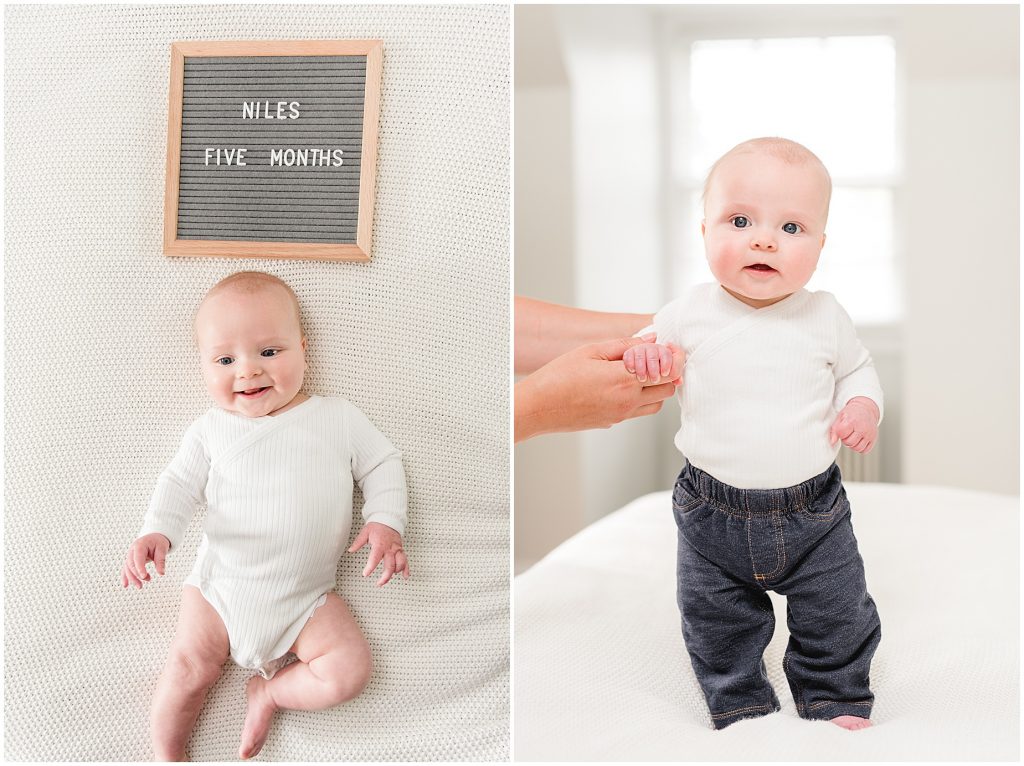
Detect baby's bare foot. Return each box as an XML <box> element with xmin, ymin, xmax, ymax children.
<box><xmin>831</xmin><ymin>715</ymin><xmax>872</xmax><ymax>730</ymax></box>
<box><xmin>239</xmin><ymin>676</ymin><xmax>278</xmax><ymax>759</ymax></box>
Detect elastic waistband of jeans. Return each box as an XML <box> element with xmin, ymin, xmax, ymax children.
<box><xmin>684</xmin><ymin>462</ymin><xmax>840</xmax><ymax>514</ymax></box>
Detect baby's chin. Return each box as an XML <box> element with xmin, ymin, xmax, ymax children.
<box><xmin>721</xmin><ymin>284</ymin><xmax>792</xmax><ymax>309</ymax></box>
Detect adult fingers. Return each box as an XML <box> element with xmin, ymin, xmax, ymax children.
<box><xmin>593</xmin><ymin>336</ymin><xmax>648</xmax><ymax>362</ymax></box>
<box><xmin>630</xmin><ymin>401</ymin><xmax>665</xmax><ymax>419</ymax></box>
<box><xmin>377</xmin><ymin>552</ymin><xmax>396</xmax><ymax>586</ymax></box>
<box><xmin>638</xmin><ymin>381</ymin><xmax>677</xmax><ymax>405</ymax></box>
<box><xmin>363</xmin><ymin>544</ymin><xmax>385</xmax><ymax>577</ymax></box>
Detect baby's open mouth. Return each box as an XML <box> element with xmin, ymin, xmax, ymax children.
<box><xmin>746</xmin><ymin>264</ymin><xmax>777</xmax><ymax>272</ymax></box>
<box><xmin>237</xmin><ymin>387</ymin><xmax>270</xmax><ymax>398</ymax></box>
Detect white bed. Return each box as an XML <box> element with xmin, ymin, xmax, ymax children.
<box><xmin>514</xmin><ymin>482</ymin><xmax>1019</xmax><ymax>761</ymax></box>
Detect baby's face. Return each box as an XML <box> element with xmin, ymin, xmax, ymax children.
<box><xmin>702</xmin><ymin>151</ymin><xmax>829</xmax><ymax>308</ymax></box>
<box><xmin>194</xmin><ymin>286</ymin><xmax>307</xmax><ymax>418</ymax></box>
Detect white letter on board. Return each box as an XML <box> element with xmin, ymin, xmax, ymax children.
<box><xmin>205</xmin><ymin>148</ymin><xmax>214</xmax><ymax>166</ymax></box>
<box><xmin>237</xmin><ymin>148</ymin><xmax>246</xmax><ymax>166</ymax></box>
<box><xmin>289</xmin><ymin>102</ymin><xmax>300</xmax><ymax>119</ymax></box>
<box><xmin>242</xmin><ymin>102</ymin><xmax>256</xmax><ymax>119</ymax></box>
<box><xmin>270</xmin><ymin>149</ymin><xmax>283</xmax><ymax>166</ymax></box>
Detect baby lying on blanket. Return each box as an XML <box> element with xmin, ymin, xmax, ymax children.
<box><xmin>120</xmin><ymin>271</ymin><xmax>409</xmax><ymax>760</ymax></box>
<box><xmin>624</xmin><ymin>138</ymin><xmax>882</xmax><ymax>731</ymax></box>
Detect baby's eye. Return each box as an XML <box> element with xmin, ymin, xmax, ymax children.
<box><xmin>730</xmin><ymin>216</ymin><xmax>750</xmax><ymax>229</ymax></box>
<box><xmin>216</xmin><ymin>356</ymin><xmax>233</xmax><ymax>366</ymax></box>
<box><xmin>782</xmin><ymin>222</ymin><xmax>802</xmax><ymax>234</ymax></box>
<box><xmin>260</xmin><ymin>349</ymin><xmax>279</xmax><ymax>358</ymax></box>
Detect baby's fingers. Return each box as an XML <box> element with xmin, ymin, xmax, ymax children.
<box><xmin>363</xmin><ymin>544</ymin><xmax>385</xmax><ymax>577</ymax></box>
<box><xmin>658</xmin><ymin>345</ymin><xmax>672</xmax><ymax>379</ymax></box>
<box><xmin>623</xmin><ymin>348</ymin><xmax>636</xmax><ymax>374</ymax></box>
<box><xmin>132</xmin><ymin>546</ymin><xmax>151</xmax><ymax>582</ymax></box>
<box><xmin>122</xmin><ymin>563</ymin><xmax>141</xmax><ymax>589</ymax></box>
<box><xmin>396</xmin><ymin>550</ymin><xmax>410</xmax><ymax>579</ymax></box>
<box><xmin>151</xmin><ymin>545</ymin><xmax>166</xmax><ymax>577</ymax></box>
<box><xmin>348</xmin><ymin>526</ymin><xmax>371</xmax><ymax>554</ymax></box>
<box><xmin>377</xmin><ymin>552</ymin><xmax>396</xmax><ymax>586</ymax></box>
<box><xmin>644</xmin><ymin>346</ymin><xmax>662</xmax><ymax>383</ymax></box>
<box><xmin>633</xmin><ymin>346</ymin><xmax>649</xmax><ymax>382</ymax></box>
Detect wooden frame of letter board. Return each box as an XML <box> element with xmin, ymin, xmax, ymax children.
<box><xmin>164</xmin><ymin>40</ymin><xmax>383</xmax><ymax>261</ymax></box>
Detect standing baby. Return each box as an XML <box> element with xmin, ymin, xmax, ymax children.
<box><xmin>120</xmin><ymin>271</ymin><xmax>409</xmax><ymax>760</ymax></box>
<box><xmin>625</xmin><ymin>138</ymin><xmax>882</xmax><ymax>730</ymax></box>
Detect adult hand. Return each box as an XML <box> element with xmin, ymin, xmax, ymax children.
<box><xmin>514</xmin><ymin>336</ymin><xmax>684</xmax><ymax>442</ymax></box>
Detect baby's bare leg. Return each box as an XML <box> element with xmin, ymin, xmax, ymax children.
<box><xmin>151</xmin><ymin>586</ymin><xmax>230</xmax><ymax>761</ymax></box>
<box><xmin>238</xmin><ymin>592</ymin><xmax>371</xmax><ymax>760</ymax></box>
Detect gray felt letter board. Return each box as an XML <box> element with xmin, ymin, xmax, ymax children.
<box><xmin>164</xmin><ymin>40</ymin><xmax>382</xmax><ymax>261</ymax></box>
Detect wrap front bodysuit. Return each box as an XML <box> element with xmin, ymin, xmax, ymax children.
<box><xmin>139</xmin><ymin>395</ymin><xmax>408</xmax><ymax>678</ymax></box>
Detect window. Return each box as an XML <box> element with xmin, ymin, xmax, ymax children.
<box><xmin>671</xmin><ymin>36</ymin><xmax>900</xmax><ymax>324</ymax></box>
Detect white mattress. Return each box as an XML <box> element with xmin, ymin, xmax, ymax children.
<box><xmin>514</xmin><ymin>483</ymin><xmax>1019</xmax><ymax>761</ymax></box>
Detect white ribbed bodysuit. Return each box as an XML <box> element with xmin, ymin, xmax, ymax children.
<box><xmin>139</xmin><ymin>395</ymin><xmax>407</xmax><ymax>678</ymax></box>
<box><xmin>652</xmin><ymin>284</ymin><xmax>884</xmax><ymax>489</ymax></box>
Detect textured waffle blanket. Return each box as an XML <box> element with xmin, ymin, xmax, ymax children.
<box><xmin>5</xmin><ymin>4</ymin><xmax>509</xmax><ymax>760</ymax></box>
<box><xmin>515</xmin><ymin>483</ymin><xmax>1019</xmax><ymax>761</ymax></box>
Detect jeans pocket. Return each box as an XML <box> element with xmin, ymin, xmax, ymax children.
<box><xmin>796</xmin><ymin>484</ymin><xmax>848</xmax><ymax>523</ymax></box>
<box><xmin>672</xmin><ymin>477</ymin><xmax>703</xmax><ymax>519</ymax></box>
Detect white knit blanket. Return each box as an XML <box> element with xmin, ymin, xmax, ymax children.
<box><xmin>515</xmin><ymin>484</ymin><xmax>1019</xmax><ymax>761</ymax></box>
<box><xmin>5</xmin><ymin>4</ymin><xmax>508</xmax><ymax>760</ymax></box>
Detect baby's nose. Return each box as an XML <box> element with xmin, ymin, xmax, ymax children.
<box><xmin>750</xmin><ymin>235</ymin><xmax>777</xmax><ymax>252</ymax></box>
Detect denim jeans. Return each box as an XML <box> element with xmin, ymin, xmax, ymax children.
<box><xmin>673</xmin><ymin>462</ymin><xmax>881</xmax><ymax>729</ymax></box>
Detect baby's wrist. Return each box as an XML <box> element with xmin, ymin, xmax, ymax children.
<box><xmin>846</xmin><ymin>396</ymin><xmax>880</xmax><ymax>422</ymax></box>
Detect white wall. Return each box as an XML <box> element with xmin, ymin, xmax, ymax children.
<box><xmin>900</xmin><ymin>6</ymin><xmax>1019</xmax><ymax>494</ymax></box>
<box><xmin>514</xmin><ymin>7</ymin><xmax>586</xmax><ymax>571</ymax></box>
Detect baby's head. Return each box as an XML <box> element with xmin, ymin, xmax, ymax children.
<box><xmin>701</xmin><ymin>137</ymin><xmax>832</xmax><ymax>308</ymax></box>
<box><xmin>193</xmin><ymin>271</ymin><xmax>307</xmax><ymax>418</ymax></box>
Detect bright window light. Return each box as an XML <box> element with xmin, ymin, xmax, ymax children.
<box><xmin>677</xmin><ymin>35</ymin><xmax>900</xmax><ymax>324</ymax></box>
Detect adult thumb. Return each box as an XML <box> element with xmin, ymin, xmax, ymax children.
<box><xmin>592</xmin><ymin>336</ymin><xmax>647</xmax><ymax>362</ymax></box>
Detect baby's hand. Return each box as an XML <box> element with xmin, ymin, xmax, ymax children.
<box><xmin>348</xmin><ymin>522</ymin><xmax>409</xmax><ymax>586</ymax></box>
<box><xmin>829</xmin><ymin>397</ymin><xmax>880</xmax><ymax>454</ymax></box>
<box><xmin>623</xmin><ymin>334</ymin><xmax>683</xmax><ymax>384</ymax></box>
<box><xmin>120</xmin><ymin>533</ymin><xmax>170</xmax><ymax>589</ymax></box>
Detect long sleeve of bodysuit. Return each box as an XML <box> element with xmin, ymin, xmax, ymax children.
<box><xmin>345</xmin><ymin>400</ymin><xmax>409</xmax><ymax>536</ymax></box>
<box><xmin>830</xmin><ymin>297</ymin><xmax>884</xmax><ymax>424</ymax></box>
<box><xmin>138</xmin><ymin>418</ymin><xmax>210</xmax><ymax>549</ymax></box>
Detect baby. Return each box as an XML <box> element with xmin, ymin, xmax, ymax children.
<box><xmin>624</xmin><ymin>138</ymin><xmax>882</xmax><ymax>730</ymax></box>
<box><xmin>120</xmin><ymin>271</ymin><xmax>409</xmax><ymax>760</ymax></box>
